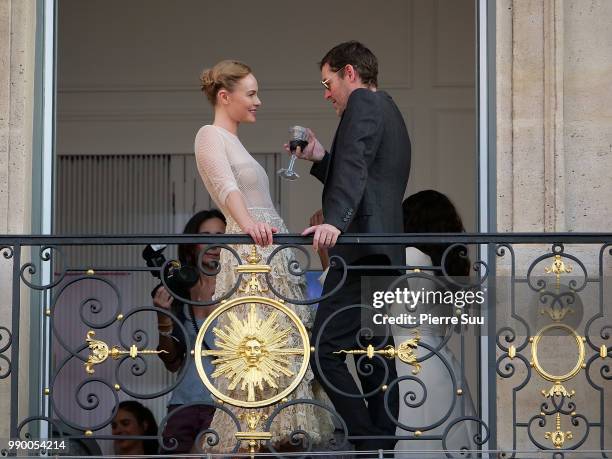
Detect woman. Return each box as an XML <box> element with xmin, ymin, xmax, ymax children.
<box><xmin>154</xmin><ymin>209</ymin><xmax>226</xmax><ymax>454</ymax></box>
<box><xmin>401</xmin><ymin>190</ymin><xmax>470</xmax><ymax>278</ymax></box>
<box><xmin>111</xmin><ymin>400</ymin><xmax>158</xmax><ymax>456</ymax></box>
<box><xmin>394</xmin><ymin>190</ymin><xmax>476</xmax><ymax>456</ymax></box>
<box><xmin>194</xmin><ymin>60</ymin><xmax>332</xmax><ymax>451</ymax></box>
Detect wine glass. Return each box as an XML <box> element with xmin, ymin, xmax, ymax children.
<box><xmin>277</xmin><ymin>125</ymin><xmax>308</xmax><ymax>181</ymax></box>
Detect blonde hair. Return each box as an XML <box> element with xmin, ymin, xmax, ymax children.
<box><xmin>200</xmin><ymin>60</ymin><xmax>252</xmax><ymax>105</ymax></box>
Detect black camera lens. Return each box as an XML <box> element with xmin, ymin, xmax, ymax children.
<box><xmin>144</xmin><ymin>244</ymin><xmax>199</xmax><ymax>299</ymax></box>
<box><xmin>143</xmin><ymin>244</ymin><xmax>168</xmax><ymax>279</ymax></box>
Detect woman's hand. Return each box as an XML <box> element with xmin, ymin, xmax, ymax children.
<box><xmin>153</xmin><ymin>286</ymin><xmax>174</xmax><ymax>332</ymax></box>
<box><xmin>243</xmin><ymin>221</ymin><xmax>278</xmax><ymax>247</ymax></box>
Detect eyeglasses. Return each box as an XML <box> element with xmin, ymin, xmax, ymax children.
<box><xmin>320</xmin><ymin>66</ymin><xmax>345</xmax><ymax>90</ymax></box>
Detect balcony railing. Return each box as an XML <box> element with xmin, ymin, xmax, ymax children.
<box><xmin>0</xmin><ymin>233</ymin><xmax>610</xmax><ymax>458</ymax></box>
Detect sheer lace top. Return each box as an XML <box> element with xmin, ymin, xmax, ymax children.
<box><xmin>194</xmin><ymin>125</ymin><xmax>276</xmax><ymax>215</ymax></box>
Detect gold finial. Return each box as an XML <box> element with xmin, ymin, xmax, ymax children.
<box><xmin>333</xmin><ymin>333</ymin><xmax>421</xmax><ymax>374</ymax></box>
<box><xmin>114</xmin><ymin>384</ymin><xmax>121</xmax><ymax>391</ymax></box>
<box><xmin>116</xmin><ymin>314</ymin><xmax>124</xmax><ymax>321</ymax></box>
<box><xmin>381</xmin><ymin>385</ymin><xmax>388</xmax><ymax>392</ymax></box>
<box><xmin>544</xmin><ymin>254</ymin><xmax>573</xmax><ymax>291</ymax></box>
<box><xmin>246</xmin><ymin>246</ymin><xmax>262</xmax><ymax>265</ymax></box>
<box><xmin>544</xmin><ymin>413</ymin><xmax>573</xmax><ymax>448</ymax></box>
<box><xmin>414</xmin><ymin>430</ymin><xmax>422</xmax><ymax>437</ymax></box>
<box><xmin>456</xmin><ymin>389</ymin><xmax>463</xmax><ymax>396</ymax></box>
<box><xmin>86</xmin><ymin>269</ymin><xmax>95</xmax><ymax>275</ymax></box>
<box><xmin>43</xmin><ymin>388</ymin><xmax>50</xmax><ymax>395</ymax></box>
<box><xmin>84</xmin><ymin>430</ymin><xmax>93</xmax><ymax>436</ymax></box>
<box><xmin>508</xmin><ymin>345</ymin><xmax>516</xmax><ymax>359</ymax></box>
<box><xmin>45</xmin><ymin>309</ymin><xmax>51</xmax><ymax>316</ymax></box>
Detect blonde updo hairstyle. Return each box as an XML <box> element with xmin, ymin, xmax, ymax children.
<box><xmin>200</xmin><ymin>60</ymin><xmax>252</xmax><ymax>105</ymax></box>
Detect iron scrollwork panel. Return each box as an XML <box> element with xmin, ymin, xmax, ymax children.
<box><xmin>1</xmin><ymin>235</ymin><xmax>610</xmax><ymax>457</ymax></box>
<box><xmin>496</xmin><ymin>243</ymin><xmax>611</xmax><ymax>458</ymax></box>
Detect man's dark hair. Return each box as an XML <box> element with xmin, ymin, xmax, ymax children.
<box><xmin>319</xmin><ymin>41</ymin><xmax>378</xmax><ymax>87</ymax></box>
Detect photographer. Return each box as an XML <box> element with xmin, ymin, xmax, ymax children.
<box><xmin>152</xmin><ymin>209</ymin><xmax>226</xmax><ymax>454</ymax></box>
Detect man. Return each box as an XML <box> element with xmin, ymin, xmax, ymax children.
<box><xmin>298</xmin><ymin>41</ymin><xmax>411</xmax><ymax>452</ymax></box>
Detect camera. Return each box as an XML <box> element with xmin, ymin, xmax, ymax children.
<box><xmin>142</xmin><ymin>244</ymin><xmax>199</xmax><ymax>299</ymax></box>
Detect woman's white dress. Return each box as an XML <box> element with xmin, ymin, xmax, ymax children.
<box><xmin>195</xmin><ymin>125</ymin><xmax>332</xmax><ymax>451</ymax></box>
<box><xmin>393</xmin><ymin>247</ymin><xmax>476</xmax><ymax>457</ymax></box>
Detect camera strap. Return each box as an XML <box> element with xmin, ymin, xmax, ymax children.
<box><xmin>188</xmin><ymin>304</ymin><xmax>211</xmax><ymax>351</ymax></box>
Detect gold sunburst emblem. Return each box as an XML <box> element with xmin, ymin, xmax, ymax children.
<box><xmin>194</xmin><ymin>295</ymin><xmax>310</xmax><ymax>408</ymax></box>
<box><xmin>207</xmin><ymin>304</ymin><xmax>304</xmax><ymax>402</ymax></box>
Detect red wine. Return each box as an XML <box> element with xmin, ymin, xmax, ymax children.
<box><xmin>289</xmin><ymin>139</ymin><xmax>308</xmax><ymax>152</ymax></box>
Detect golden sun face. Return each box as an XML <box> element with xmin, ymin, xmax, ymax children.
<box><xmin>202</xmin><ymin>304</ymin><xmax>304</xmax><ymax>402</ymax></box>
<box><xmin>243</xmin><ymin>338</ymin><xmax>263</xmax><ymax>366</ymax></box>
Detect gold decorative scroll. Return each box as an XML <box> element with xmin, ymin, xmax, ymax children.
<box><xmin>84</xmin><ymin>330</ymin><xmax>167</xmax><ymax>375</ymax></box>
<box><xmin>236</xmin><ymin>246</ymin><xmax>271</xmax><ymax>295</ymax></box>
<box><xmin>544</xmin><ymin>254</ymin><xmax>573</xmax><ymax>291</ymax></box>
<box><xmin>530</xmin><ymin>323</ymin><xmax>586</xmax><ymax>400</ymax></box>
<box><xmin>529</xmin><ymin>323</ymin><xmax>586</xmax><ymax>449</ymax></box>
<box><xmin>234</xmin><ymin>412</ymin><xmax>272</xmax><ymax>457</ymax></box>
<box><xmin>545</xmin><ymin>413</ymin><xmax>573</xmax><ymax>449</ymax></box>
<box><xmin>333</xmin><ymin>333</ymin><xmax>421</xmax><ymax>375</ymax></box>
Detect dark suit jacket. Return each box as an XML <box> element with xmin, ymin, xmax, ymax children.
<box><xmin>310</xmin><ymin>88</ymin><xmax>411</xmax><ymax>266</ymax></box>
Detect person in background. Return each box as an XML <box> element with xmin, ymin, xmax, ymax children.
<box><xmin>394</xmin><ymin>190</ymin><xmax>475</xmax><ymax>456</ymax></box>
<box><xmin>112</xmin><ymin>400</ymin><xmax>158</xmax><ymax>456</ymax></box>
<box><xmin>401</xmin><ymin>190</ymin><xmax>470</xmax><ymax>277</ymax></box>
<box><xmin>154</xmin><ymin>209</ymin><xmax>226</xmax><ymax>454</ymax></box>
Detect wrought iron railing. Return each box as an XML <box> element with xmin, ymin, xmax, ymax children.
<box><xmin>0</xmin><ymin>233</ymin><xmax>610</xmax><ymax>458</ymax></box>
